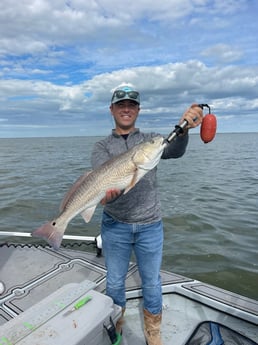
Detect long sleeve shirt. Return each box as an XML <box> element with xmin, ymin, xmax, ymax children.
<box><xmin>91</xmin><ymin>128</ymin><xmax>189</xmax><ymax>224</ymax></box>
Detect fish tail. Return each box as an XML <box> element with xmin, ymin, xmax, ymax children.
<box><xmin>31</xmin><ymin>221</ymin><xmax>65</xmax><ymax>250</ymax></box>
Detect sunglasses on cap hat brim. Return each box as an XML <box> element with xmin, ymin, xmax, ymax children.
<box><xmin>111</xmin><ymin>90</ymin><xmax>140</xmax><ymax>104</ymax></box>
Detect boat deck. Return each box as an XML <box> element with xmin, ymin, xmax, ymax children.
<box><xmin>0</xmin><ymin>243</ymin><xmax>192</xmax><ymax>324</ymax></box>
<box><xmin>1</xmin><ymin>244</ymin><xmax>258</xmax><ymax>344</ymax></box>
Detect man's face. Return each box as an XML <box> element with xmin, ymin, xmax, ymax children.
<box><xmin>110</xmin><ymin>100</ymin><xmax>140</xmax><ymax>132</ymax></box>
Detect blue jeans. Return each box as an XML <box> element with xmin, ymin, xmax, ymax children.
<box><xmin>101</xmin><ymin>212</ymin><xmax>163</xmax><ymax>315</ymax></box>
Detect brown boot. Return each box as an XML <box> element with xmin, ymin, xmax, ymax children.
<box><xmin>116</xmin><ymin>307</ymin><xmax>126</xmax><ymax>334</ymax></box>
<box><xmin>143</xmin><ymin>309</ymin><xmax>163</xmax><ymax>345</ymax></box>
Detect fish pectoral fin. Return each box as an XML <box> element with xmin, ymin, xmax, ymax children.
<box><xmin>80</xmin><ymin>205</ymin><xmax>97</xmax><ymax>223</ymax></box>
<box><xmin>124</xmin><ymin>167</ymin><xmax>149</xmax><ymax>194</ymax></box>
<box><xmin>124</xmin><ymin>170</ymin><xmax>140</xmax><ymax>194</ymax></box>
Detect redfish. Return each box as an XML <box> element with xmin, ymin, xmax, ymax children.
<box><xmin>32</xmin><ymin>137</ymin><xmax>166</xmax><ymax>249</ymax></box>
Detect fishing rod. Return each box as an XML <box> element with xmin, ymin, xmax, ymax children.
<box><xmin>164</xmin><ymin>104</ymin><xmax>217</xmax><ymax>144</ymax></box>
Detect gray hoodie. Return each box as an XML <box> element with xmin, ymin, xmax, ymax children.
<box><xmin>91</xmin><ymin>129</ymin><xmax>188</xmax><ymax>224</ymax></box>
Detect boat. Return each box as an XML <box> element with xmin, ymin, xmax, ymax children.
<box><xmin>0</xmin><ymin>231</ymin><xmax>257</xmax><ymax>345</ymax></box>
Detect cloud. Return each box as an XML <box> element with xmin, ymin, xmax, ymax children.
<box><xmin>201</xmin><ymin>44</ymin><xmax>243</xmax><ymax>63</ymax></box>
<box><xmin>0</xmin><ymin>0</ymin><xmax>257</xmax><ymax>137</ymax></box>
<box><xmin>1</xmin><ymin>60</ymin><xmax>257</xmax><ymax>137</ymax></box>
<box><xmin>0</xmin><ymin>0</ymin><xmax>249</xmax><ymax>58</ymax></box>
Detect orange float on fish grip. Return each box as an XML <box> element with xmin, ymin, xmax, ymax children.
<box><xmin>200</xmin><ymin>113</ymin><xmax>217</xmax><ymax>143</ymax></box>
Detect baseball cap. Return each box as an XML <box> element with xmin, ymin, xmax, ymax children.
<box><xmin>111</xmin><ymin>85</ymin><xmax>140</xmax><ymax>104</ymax></box>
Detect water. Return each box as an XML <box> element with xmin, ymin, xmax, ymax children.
<box><xmin>0</xmin><ymin>134</ymin><xmax>258</xmax><ymax>299</ymax></box>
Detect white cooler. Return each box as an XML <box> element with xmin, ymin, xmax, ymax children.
<box><xmin>0</xmin><ymin>280</ymin><xmax>122</xmax><ymax>345</ymax></box>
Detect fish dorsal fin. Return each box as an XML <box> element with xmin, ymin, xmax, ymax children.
<box><xmin>60</xmin><ymin>171</ymin><xmax>92</xmax><ymax>212</ymax></box>
<box><xmin>80</xmin><ymin>205</ymin><xmax>97</xmax><ymax>223</ymax></box>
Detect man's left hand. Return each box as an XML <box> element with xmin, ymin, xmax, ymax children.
<box><xmin>180</xmin><ymin>103</ymin><xmax>203</xmax><ymax>129</ymax></box>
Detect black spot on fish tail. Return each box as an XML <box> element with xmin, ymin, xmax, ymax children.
<box><xmin>31</xmin><ymin>221</ymin><xmax>63</xmax><ymax>250</ymax></box>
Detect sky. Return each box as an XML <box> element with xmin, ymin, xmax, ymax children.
<box><xmin>0</xmin><ymin>0</ymin><xmax>258</xmax><ymax>138</ymax></box>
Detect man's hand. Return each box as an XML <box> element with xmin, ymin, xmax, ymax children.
<box><xmin>100</xmin><ymin>188</ymin><xmax>121</xmax><ymax>205</ymax></box>
<box><xmin>180</xmin><ymin>104</ymin><xmax>203</xmax><ymax>129</ymax></box>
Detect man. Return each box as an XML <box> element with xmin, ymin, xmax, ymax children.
<box><xmin>91</xmin><ymin>85</ymin><xmax>203</xmax><ymax>345</ymax></box>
